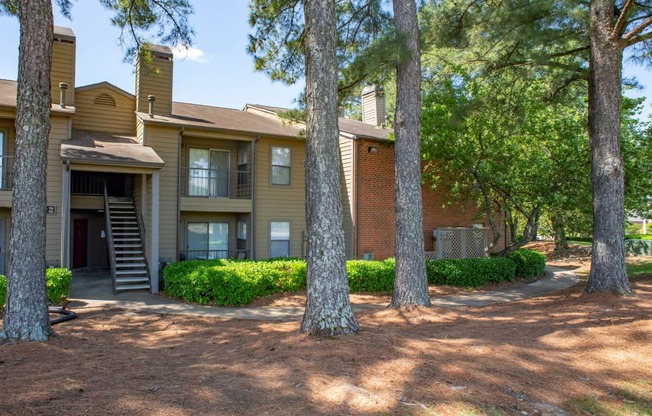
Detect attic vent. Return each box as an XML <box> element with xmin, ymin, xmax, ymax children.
<box><xmin>94</xmin><ymin>93</ymin><xmax>116</xmax><ymax>107</ymax></box>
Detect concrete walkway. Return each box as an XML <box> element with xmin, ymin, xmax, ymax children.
<box><xmin>67</xmin><ymin>266</ymin><xmax>581</xmax><ymax>322</ymax></box>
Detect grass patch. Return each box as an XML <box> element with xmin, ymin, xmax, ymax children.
<box><xmin>568</xmin><ymin>240</ymin><xmax>593</xmax><ymax>246</ymax></box>
<box><xmin>566</xmin><ymin>380</ymin><xmax>652</xmax><ymax>416</ymax></box>
<box><xmin>627</xmin><ymin>259</ymin><xmax>652</xmax><ymax>276</ymax></box>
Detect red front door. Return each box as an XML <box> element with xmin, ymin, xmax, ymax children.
<box><xmin>73</xmin><ymin>219</ymin><xmax>88</xmax><ymax>269</ymax></box>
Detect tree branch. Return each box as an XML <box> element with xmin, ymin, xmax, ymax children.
<box><xmin>613</xmin><ymin>0</ymin><xmax>635</xmax><ymax>37</ymax></box>
<box><xmin>621</xmin><ymin>14</ymin><xmax>652</xmax><ymax>44</ymax></box>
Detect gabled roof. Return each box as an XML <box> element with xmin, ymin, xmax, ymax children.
<box><xmin>136</xmin><ymin>101</ymin><xmax>305</xmax><ymax>139</ymax></box>
<box><xmin>245</xmin><ymin>103</ymin><xmax>392</xmax><ymax>141</ymax></box>
<box><xmin>61</xmin><ymin>130</ymin><xmax>164</xmax><ymax>168</ymax></box>
<box><xmin>76</xmin><ymin>82</ymin><xmax>135</xmax><ymax>99</ymax></box>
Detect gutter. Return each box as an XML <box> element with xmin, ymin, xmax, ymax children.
<box><xmin>176</xmin><ymin>127</ymin><xmax>184</xmax><ymax>262</ymax></box>
<box><xmin>251</xmin><ymin>135</ymin><xmax>259</xmax><ymax>259</ymax></box>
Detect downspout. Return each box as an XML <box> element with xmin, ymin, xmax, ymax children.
<box><xmin>251</xmin><ymin>135</ymin><xmax>259</xmax><ymax>259</ymax></box>
<box><xmin>355</xmin><ymin>137</ymin><xmax>361</xmax><ymax>259</ymax></box>
<box><xmin>176</xmin><ymin>127</ymin><xmax>184</xmax><ymax>261</ymax></box>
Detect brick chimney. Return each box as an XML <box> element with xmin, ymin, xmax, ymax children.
<box><xmin>361</xmin><ymin>85</ymin><xmax>386</xmax><ymax>126</ymax></box>
<box><xmin>51</xmin><ymin>26</ymin><xmax>76</xmax><ymax>106</ymax></box>
<box><xmin>135</xmin><ymin>45</ymin><xmax>173</xmax><ymax>116</ymax></box>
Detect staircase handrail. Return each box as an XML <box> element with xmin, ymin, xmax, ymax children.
<box><xmin>103</xmin><ymin>181</ymin><xmax>118</xmax><ymax>293</ymax></box>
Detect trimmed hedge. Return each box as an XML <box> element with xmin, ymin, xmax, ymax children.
<box><xmin>0</xmin><ymin>268</ymin><xmax>72</xmax><ymax>312</ymax></box>
<box><xmin>507</xmin><ymin>249</ymin><xmax>546</xmax><ymax>278</ymax></box>
<box><xmin>164</xmin><ymin>253</ymin><xmax>546</xmax><ymax>305</ymax></box>
<box><xmin>46</xmin><ymin>268</ymin><xmax>73</xmax><ymax>305</ymax></box>
<box><xmin>164</xmin><ymin>258</ymin><xmax>307</xmax><ymax>306</ymax></box>
<box><xmin>426</xmin><ymin>257</ymin><xmax>516</xmax><ymax>287</ymax></box>
<box><xmin>347</xmin><ymin>259</ymin><xmax>395</xmax><ymax>293</ymax></box>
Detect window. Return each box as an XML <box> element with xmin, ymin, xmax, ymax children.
<box><xmin>188</xmin><ymin>148</ymin><xmax>230</xmax><ymax>197</ymax></box>
<box><xmin>186</xmin><ymin>222</ymin><xmax>229</xmax><ymax>259</ymax></box>
<box><xmin>270</xmin><ymin>221</ymin><xmax>290</xmax><ymax>258</ymax></box>
<box><xmin>237</xmin><ymin>220</ymin><xmax>247</xmax><ymax>251</ymax></box>
<box><xmin>271</xmin><ymin>146</ymin><xmax>291</xmax><ymax>185</ymax></box>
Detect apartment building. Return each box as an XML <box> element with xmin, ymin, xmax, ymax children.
<box><xmin>0</xmin><ymin>26</ymin><xmax>503</xmax><ymax>294</ymax></box>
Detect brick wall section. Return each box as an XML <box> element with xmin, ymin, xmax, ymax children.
<box><xmin>355</xmin><ymin>139</ymin><xmax>504</xmax><ymax>260</ymax></box>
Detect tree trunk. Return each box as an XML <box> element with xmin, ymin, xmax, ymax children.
<box><xmin>300</xmin><ymin>0</ymin><xmax>359</xmax><ymax>335</ymax></box>
<box><xmin>1</xmin><ymin>0</ymin><xmax>55</xmax><ymax>342</ymax></box>
<box><xmin>553</xmin><ymin>212</ymin><xmax>569</xmax><ymax>251</ymax></box>
<box><xmin>390</xmin><ymin>0</ymin><xmax>431</xmax><ymax>308</ymax></box>
<box><xmin>585</xmin><ymin>0</ymin><xmax>631</xmax><ymax>295</ymax></box>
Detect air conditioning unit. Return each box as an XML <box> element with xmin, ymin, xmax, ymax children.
<box><xmin>362</xmin><ymin>252</ymin><xmax>374</xmax><ymax>261</ymax></box>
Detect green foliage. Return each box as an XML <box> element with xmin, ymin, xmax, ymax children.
<box><xmin>164</xmin><ymin>259</ymin><xmax>306</xmax><ymax>306</ymax></box>
<box><xmin>0</xmin><ymin>268</ymin><xmax>72</xmax><ymax>312</ymax></box>
<box><xmin>425</xmin><ymin>258</ymin><xmax>516</xmax><ymax>287</ymax></box>
<box><xmin>625</xmin><ymin>234</ymin><xmax>652</xmax><ymax>240</ymax></box>
<box><xmin>0</xmin><ymin>274</ymin><xmax>6</xmax><ymax>313</ymax></box>
<box><xmin>46</xmin><ymin>268</ymin><xmax>73</xmax><ymax>305</ymax></box>
<box><xmin>507</xmin><ymin>249</ymin><xmax>546</xmax><ymax>278</ymax></box>
<box><xmin>347</xmin><ymin>259</ymin><xmax>395</xmax><ymax>293</ymax></box>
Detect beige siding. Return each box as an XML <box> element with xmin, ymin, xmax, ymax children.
<box><xmin>46</xmin><ymin>116</ymin><xmax>69</xmax><ymax>265</ymax></box>
<box><xmin>136</xmin><ymin>54</ymin><xmax>173</xmax><ymax>115</ymax></box>
<box><xmin>51</xmin><ymin>38</ymin><xmax>75</xmax><ymax>106</ymax></box>
<box><xmin>254</xmin><ymin>138</ymin><xmax>306</xmax><ymax>259</ymax></box>
<box><xmin>0</xmin><ymin>119</ymin><xmax>16</xmax><ymax>206</ymax></box>
<box><xmin>73</xmin><ymin>86</ymin><xmax>136</xmax><ymax>134</ymax></box>
<box><xmin>339</xmin><ymin>136</ymin><xmax>355</xmax><ymax>258</ymax></box>
<box><xmin>144</xmin><ymin>125</ymin><xmax>178</xmax><ymax>261</ymax></box>
<box><xmin>70</xmin><ymin>195</ymin><xmax>103</xmax><ymax>210</ymax></box>
<box><xmin>244</xmin><ymin>106</ymin><xmax>277</xmax><ymax>120</ymax></box>
<box><xmin>136</xmin><ymin>118</ymin><xmax>144</xmax><ymax>144</ymax></box>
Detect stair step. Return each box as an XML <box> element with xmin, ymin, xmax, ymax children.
<box><xmin>115</xmin><ymin>263</ymin><xmax>145</xmax><ymax>269</ymax></box>
<box><xmin>116</xmin><ymin>250</ymin><xmax>144</xmax><ymax>255</ymax></box>
<box><xmin>116</xmin><ymin>276</ymin><xmax>150</xmax><ymax>283</ymax></box>
<box><xmin>116</xmin><ymin>256</ymin><xmax>145</xmax><ymax>261</ymax></box>
<box><xmin>116</xmin><ymin>269</ymin><xmax>148</xmax><ymax>276</ymax></box>
<box><xmin>115</xmin><ymin>284</ymin><xmax>151</xmax><ymax>291</ymax></box>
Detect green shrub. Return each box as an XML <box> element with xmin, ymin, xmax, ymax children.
<box><xmin>163</xmin><ymin>258</ymin><xmax>307</xmax><ymax>306</ymax></box>
<box><xmin>0</xmin><ymin>274</ymin><xmax>6</xmax><ymax>313</ymax></box>
<box><xmin>0</xmin><ymin>269</ymin><xmax>72</xmax><ymax>312</ymax></box>
<box><xmin>426</xmin><ymin>257</ymin><xmax>516</xmax><ymax>287</ymax></box>
<box><xmin>507</xmin><ymin>249</ymin><xmax>546</xmax><ymax>278</ymax></box>
<box><xmin>347</xmin><ymin>259</ymin><xmax>395</xmax><ymax>293</ymax></box>
<box><xmin>46</xmin><ymin>268</ymin><xmax>72</xmax><ymax>305</ymax></box>
<box><xmin>625</xmin><ymin>234</ymin><xmax>652</xmax><ymax>241</ymax></box>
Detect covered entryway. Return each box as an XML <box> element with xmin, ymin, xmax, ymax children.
<box><xmin>60</xmin><ymin>131</ymin><xmax>165</xmax><ymax>293</ymax></box>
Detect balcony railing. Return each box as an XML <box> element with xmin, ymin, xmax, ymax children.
<box><xmin>180</xmin><ymin>167</ymin><xmax>251</xmax><ymax>199</ymax></box>
<box><xmin>0</xmin><ymin>155</ymin><xmax>14</xmax><ymax>191</ymax></box>
<box><xmin>179</xmin><ymin>249</ymin><xmax>249</xmax><ymax>261</ymax></box>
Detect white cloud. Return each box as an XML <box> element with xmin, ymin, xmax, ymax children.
<box><xmin>172</xmin><ymin>45</ymin><xmax>208</xmax><ymax>63</ymax></box>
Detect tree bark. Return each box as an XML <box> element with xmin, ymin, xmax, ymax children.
<box><xmin>390</xmin><ymin>0</ymin><xmax>431</xmax><ymax>308</ymax></box>
<box><xmin>553</xmin><ymin>211</ymin><xmax>569</xmax><ymax>251</ymax></box>
<box><xmin>585</xmin><ymin>0</ymin><xmax>632</xmax><ymax>295</ymax></box>
<box><xmin>1</xmin><ymin>0</ymin><xmax>55</xmax><ymax>342</ymax></box>
<box><xmin>300</xmin><ymin>0</ymin><xmax>359</xmax><ymax>335</ymax></box>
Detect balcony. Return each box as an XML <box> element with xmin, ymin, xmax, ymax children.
<box><xmin>0</xmin><ymin>155</ymin><xmax>14</xmax><ymax>191</ymax></box>
<box><xmin>180</xmin><ymin>167</ymin><xmax>252</xmax><ymax>213</ymax></box>
<box><xmin>0</xmin><ymin>155</ymin><xmax>14</xmax><ymax>207</ymax></box>
<box><xmin>178</xmin><ymin>249</ymin><xmax>249</xmax><ymax>261</ymax></box>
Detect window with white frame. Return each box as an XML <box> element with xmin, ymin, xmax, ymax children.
<box><xmin>186</xmin><ymin>222</ymin><xmax>229</xmax><ymax>260</ymax></box>
<box><xmin>188</xmin><ymin>148</ymin><xmax>230</xmax><ymax>197</ymax></box>
<box><xmin>271</xmin><ymin>146</ymin><xmax>291</xmax><ymax>185</ymax></box>
<box><xmin>270</xmin><ymin>221</ymin><xmax>290</xmax><ymax>258</ymax></box>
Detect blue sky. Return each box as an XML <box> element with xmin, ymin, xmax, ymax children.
<box><xmin>0</xmin><ymin>2</ymin><xmax>304</xmax><ymax>110</ymax></box>
<box><xmin>0</xmin><ymin>1</ymin><xmax>650</xmax><ymax>119</ymax></box>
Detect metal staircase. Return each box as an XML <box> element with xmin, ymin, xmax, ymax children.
<box><xmin>104</xmin><ymin>187</ymin><xmax>151</xmax><ymax>294</ymax></box>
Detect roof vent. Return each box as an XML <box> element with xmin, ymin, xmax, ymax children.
<box><xmin>94</xmin><ymin>93</ymin><xmax>116</xmax><ymax>107</ymax></box>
